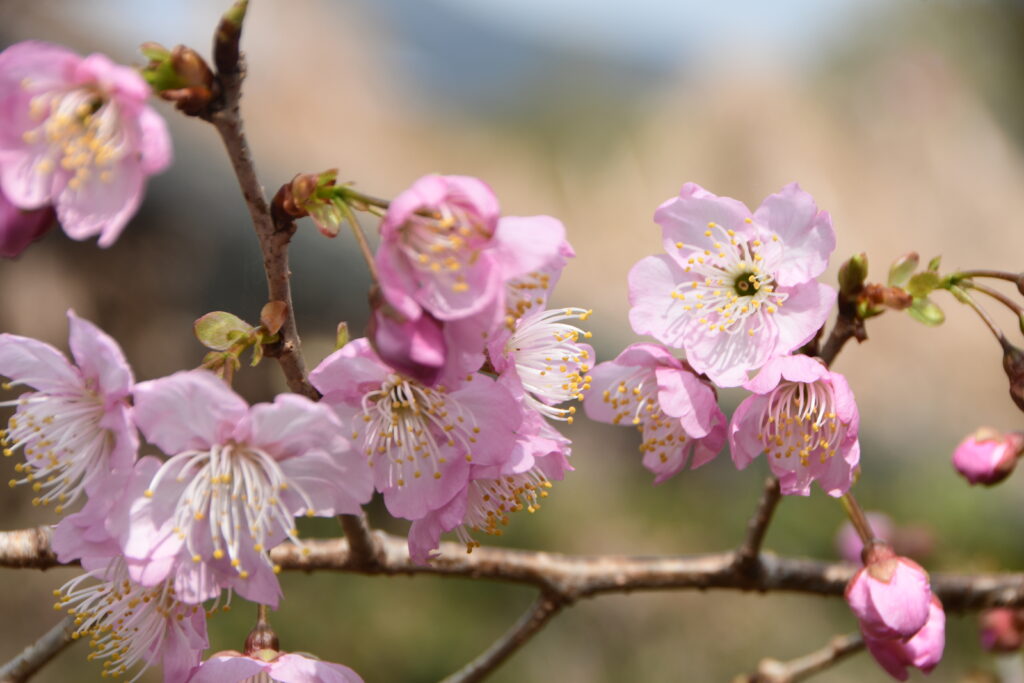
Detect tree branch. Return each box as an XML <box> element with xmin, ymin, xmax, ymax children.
<box><xmin>337</xmin><ymin>511</ymin><xmax>380</xmax><ymax>570</ymax></box>
<box><xmin>735</xmin><ymin>632</ymin><xmax>864</xmax><ymax>683</ymax></box>
<box><xmin>734</xmin><ymin>477</ymin><xmax>782</xmax><ymax>579</ymax></box>
<box><xmin>0</xmin><ymin>618</ymin><xmax>75</xmax><ymax>683</ymax></box>
<box><xmin>441</xmin><ymin>593</ymin><xmax>565</xmax><ymax>683</ymax></box>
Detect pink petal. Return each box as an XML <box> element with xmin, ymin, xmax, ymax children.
<box><xmin>0</xmin><ymin>41</ymin><xmax>78</xmax><ymax>93</ymax></box>
<box><xmin>67</xmin><ymin>309</ymin><xmax>133</xmax><ymax>400</ymax></box>
<box><xmin>0</xmin><ymin>189</ymin><xmax>54</xmax><ymax>257</ymax></box>
<box><xmin>448</xmin><ymin>374</ymin><xmax>521</xmax><ymax>465</ymax></box>
<box><xmin>188</xmin><ymin>656</ymin><xmax>266</xmax><ymax>683</ymax></box>
<box><xmin>74</xmin><ymin>53</ymin><xmax>150</xmax><ymax>105</ymax></box>
<box><xmin>752</xmin><ymin>183</ymin><xmax>835</xmax><ymax>287</ymax></box>
<box><xmin>382</xmin><ymin>456</ymin><xmax>469</xmax><ymax>520</ymax></box>
<box><xmin>493</xmin><ymin>214</ymin><xmax>567</xmax><ymax>280</ymax></box>
<box><xmin>138</xmin><ymin>106</ymin><xmax>172</xmax><ymax>175</ymax></box>
<box><xmin>728</xmin><ymin>394</ymin><xmax>768</xmax><ymax>469</ymax></box>
<box><xmin>159</xmin><ymin>616</ymin><xmax>208</xmax><ymax>683</ymax></box>
<box><xmin>408</xmin><ymin>489</ymin><xmax>468</xmax><ymax>564</ymax></box>
<box><xmin>309</xmin><ymin>339</ymin><xmax>390</xmax><ymax>406</ymax></box>
<box><xmin>279</xmin><ymin>448</ymin><xmax>372</xmax><ymax>515</ymax></box>
<box><xmin>133</xmin><ymin>370</ymin><xmax>249</xmax><ymax>453</ymax></box>
<box><xmin>627</xmin><ymin>254</ymin><xmax>692</xmax><ymax>348</ymax></box>
<box><xmin>55</xmin><ymin>158</ymin><xmax>143</xmax><ymax>247</ymax></box>
<box><xmin>772</xmin><ymin>281</ymin><xmax>836</xmax><ymax>356</ymax></box>
<box><xmin>681</xmin><ymin>318</ymin><xmax>774</xmax><ymax>388</ymax></box>
<box><xmin>654</xmin><ymin>186</ymin><xmax>754</xmax><ymax>265</ymax></box>
<box><xmin>655</xmin><ymin>365</ymin><xmax>718</xmax><ymax>438</ymax></box>
<box><xmin>246</xmin><ymin>394</ymin><xmax>345</xmax><ymax>461</ymax></box>
<box><xmin>583</xmin><ymin>361</ymin><xmax>643</xmax><ymax>424</ymax></box>
<box><xmin>0</xmin><ymin>146</ymin><xmax>64</xmax><ymax>209</ymax></box>
<box><xmin>0</xmin><ymin>333</ymin><xmax>80</xmax><ymax>392</ymax></box>
<box><xmin>270</xmin><ymin>653</ymin><xmax>365</xmax><ymax>683</ymax></box>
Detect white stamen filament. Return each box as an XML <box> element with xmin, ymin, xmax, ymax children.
<box><xmin>757</xmin><ymin>379</ymin><xmax>845</xmax><ymax>466</ymax></box>
<box><xmin>455</xmin><ymin>467</ymin><xmax>553</xmax><ymax>552</ymax></box>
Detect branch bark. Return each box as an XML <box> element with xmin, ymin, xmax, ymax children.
<box><xmin>0</xmin><ymin>618</ymin><xmax>75</xmax><ymax>683</ymax></box>
<box><xmin>735</xmin><ymin>632</ymin><xmax>864</xmax><ymax>683</ymax></box>
<box><xmin>441</xmin><ymin>593</ymin><xmax>565</xmax><ymax>683</ymax></box>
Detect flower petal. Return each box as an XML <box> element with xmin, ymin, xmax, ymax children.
<box><xmin>67</xmin><ymin>309</ymin><xmax>133</xmax><ymax>400</ymax></box>
<box><xmin>753</xmin><ymin>183</ymin><xmax>835</xmax><ymax>287</ymax></box>
<box><xmin>133</xmin><ymin>370</ymin><xmax>248</xmax><ymax>453</ymax></box>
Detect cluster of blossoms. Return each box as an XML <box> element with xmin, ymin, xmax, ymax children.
<box><xmin>311</xmin><ymin>173</ymin><xmax>591</xmax><ymax>563</ymax></box>
<box><xmin>0</xmin><ymin>41</ymin><xmax>170</xmax><ymax>257</ymax></box>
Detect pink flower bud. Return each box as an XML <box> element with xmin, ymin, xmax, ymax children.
<box><xmin>0</xmin><ymin>189</ymin><xmax>54</xmax><ymax>258</ymax></box>
<box><xmin>864</xmin><ymin>596</ymin><xmax>945</xmax><ymax>681</ymax></box>
<box><xmin>368</xmin><ymin>306</ymin><xmax>446</xmax><ymax>387</ymax></box>
<box><xmin>980</xmin><ymin>608</ymin><xmax>1024</xmax><ymax>653</ymax></box>
<box><xmin>846</xmin><ymin>544</ymin><xmax>931</xmax><ymax>640</ymax></box>
<box><xmin>952</xmin><ymin>427</ymin><xmax>1023</xmax><ymax>486</ymax></box>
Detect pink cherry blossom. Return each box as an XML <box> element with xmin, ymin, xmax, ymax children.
<box><xmin>584</xmin><ymin>343</ymin><xmax>726</xmax><ymax>483</ymax></box>
<box><xmin>496</xmin><ymin>214</ymin><xmax>574</xmax><ymax>322</ymax></box>
<box><xmin>846</xmin><ymin>544</ymin><xmax>932</xmax><ymax>640</ymax></box>
<box><xmin>729</xmin><ymin>354</ymin><xmax>859</xmax><ymax>496</ymax></box>
<box><xmin>488</xmin><ymin>307</ymin><xmax>594</xmax><ymax>422</ymax></box>
<box><xmin>189</xmin><ymin>650</ymin><xmax>363</xmax><ymax>683</ymax></box>
<box><xmin>54</xmin><ymin>558</ymin><xmax>208</xmax><ymax>683</ymax></box>
<box><xmin>310</xmin><ymin>338</ymin><xmax>521</xmax><ymax>521</ymax></box>
<box><xmin>0</xmin><ymin>186</ymin><xmax>53</xmax><ymax>257</ymax></box>
<box><xmin>130</xmin><ymin>370</ymin><xmax>372</xmax><ymax>607</ymax></box>
<box><xmin>0</xmin><ymin>310</ymin><xmax>136</xmax><ymax>513</ymax></box>
<box><xmin>628</xmin><ymin>183</ymin><xmax>836</xmax><ymax>387</ymax></box>
<box><xmin>864</xmin><ymin>596</ymin><xmax>945</xmax><ymax>681</ymax></box>
<box><xmin>0</xmin><ymin>41</ymin><xmax>171</xmax><ymax>246</ymax></box>
<box><xmin>952</xmin><ymin>427</ymin><xmax>1023</xmax><ymax>486</ymax></box>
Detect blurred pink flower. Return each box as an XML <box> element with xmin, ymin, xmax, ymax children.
<box><xmin>0</xmin><ymin>41</ymin><xmax>171</xmax><ymax>246</ymax></box>
<box><xmin>584</xmin><ymin>343</ymin><xmax>726</xmax><ymax>484</ymax></box>
<box><xmin>0</xmin><ymin>310</ymin><xmax>136</xmax><ymax>512</ymax></box>
<box><xmin>189</xmin><ymin>650</ymin><xmax>363</xmax><ymax>683</ymax></box>
<box><xmin>979</xmin><ymin>608</ymin><xmax>1024</xmax><ymax>653</ymax></box>
<box><xmin>130</xmin><ymin>370</ymin><xmax>372</xmax><ymax>607</ymax></box>
<box><xmin>310</xmin><ymin>338</ymin><xmax>521</xmax><ymax>521</ymax></box>
<box><xmin>952</xmin><ymin>427</ymin><xmax>1023</xmax><ymax>486</ymax></box>
<box><xmin>835</xmin><ymin>512</ymin><xmax>894</xmax><ymax>563</ymax></box>
<box><xmin>864</xmin><ymin>596</ymin><xmax>945</xmax><ymax>681</ymax></box>
<box><xmin>846</xmin><ymin>544</ymin><xmax>932</xmax><ymax>640</ymax></box>
<box><xmin>0</xmin><ymin>186</ymin><xmax>53</xmax><ymax>257</ymax></box>
<box><xmin>729</xmin><ymin>355</ymin><xmax>859</xmax><ymax>496</ymax></box>
<box><xmin>629</xmin><ymin>183</ymin><xmax>836</xmax><ymax>387</ymax></box>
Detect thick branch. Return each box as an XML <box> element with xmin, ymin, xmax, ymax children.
<box><xmin>736</xmin><ymin>632</ymin><xmax>864</xmax><ymax>683</ymax></box>
<box><xmin>0</xmin><ymin>618</ymin><xmax>75</xmax><ymax>683</ymax></box>
<box><xmin>734</xmin><ymin>477</ymin><xmax>782</xmax><ymax>579</ymax></box>
<box><xmin>2</xmin><ymin>527</ymin><xmax>1023</xmax><ymax>610</ymax></box>
<box><xmin>441</xmin><ymin>593</ymin><xmax>565</xmax><ymax>683</ymax></box>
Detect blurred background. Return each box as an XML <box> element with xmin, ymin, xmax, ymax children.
<box><xmin>2</xmin><ymin>0</ymin><xmax>1024</xmax><ymax>680</ymax></box>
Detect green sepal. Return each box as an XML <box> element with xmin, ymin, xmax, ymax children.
<box><xmin>887</xmin><ymin>253</ymin><xmax>919</xmax><ymax>287</ymax></box>
<box><xmin>907</xmin><ymin>297</ymin><xmax>945</xmax><ymax>326</ymax></box>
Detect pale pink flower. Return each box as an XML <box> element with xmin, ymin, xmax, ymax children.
<box><xmin>0</xmin><ymin>310</ymin><xmax>136</xmax><ymax>513</ymax></box>
<box><xmin>629</xmin><ymin>183</ymin><xmax>836</xmax><ymax>387</ymax></box>
<box><xmin>130</xmin><ymin>370</ymin><xmax>372</xmax><ymax>607</ymax></box>
<box><xmin>0</xmin><ymin>41</ymin><xmax>171</xmax><ymax>246</ymax></box>
<box><xmin>0</xmin><ymin>186</ymin><xmax>53</xmax><ymax>257</ymax></box>
<box><xmin>496</xmin><ymin>215</ymin><xmax>574</xmax><ymax>322</ymax></box>
<box><xmin>488</xmin><ymin>307</ymin><xmax>594</xmax><ymax>422</ymax></box>
<box><xmin>864</xmin><ymin>596</ymin><xmax>945</xmax><ymax>681</ymax></box>
<box><xmin>54</xmin><ymin>558</ymin><xmax>208</xmax><ymax>683</ymax></box>
<box><xmin>584</xmin><ymin>343</ymin><xmax>726</xmax><ymax>483</ymax></box>
<box><xmin>311</xmin><ymin>339</ymin><xmax>521</xmax><ymax>521</ymax></box>
<box><xmin>189</xmin><ymin>650</ymin><xmax>363</xmax><ymax>683</ymax></box>
<box><xmin>952</xmin><ymin>427</ymin><xmax>1023</xmax><ymax>486</ymax></box>
<box><xmin>846</xmin><ymin>544</ymin><xmax>932</xmax><ymax>640</ymax></box>
<box><xmin>729</xmin><ymin>354</ymin><xmax>859</xmax><ymax>496</ymax></box>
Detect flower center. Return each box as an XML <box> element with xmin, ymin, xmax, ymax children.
<box><xmin>353</xmin><ymin>375</ymin><xmax>480</xmax><ymax>488</ymax></box>
<box><xmin>600</xmin><ymin>369</ymin><xmax>689</xmax><ymax>465</ymax></box>
<box><xmin>456</xmin><ymin>468</ymin><xmax>552</xmax><ymax>552</ymax></box>
<box><xmin>0</xmin><ymin>384</ymin><xmax>108</xmax><ymax>514</ymax></box>
<box><xmin>757</xmin><ymin>380</ymin><xmax>844</xmax><ymax>466</ymax></box>
<box><xmin>668</xmin><ymin>221</ymin><xmax>788</xmax><ymax>337</ymax></box>
<box><xmin>146</xmin><ymin>443</ymin><xmax>317</xmax><ymax>577</ymax></box>
<box><xmin>21</xmin><ymin>83</ymin><xmax>128</xmax><ymax>191</ymax></box>
<box><xmin>401</xmin><ymin>204</ymin><xmax>492</xmax><ymax>293</ymax></box>
<box><xmin>505</xmin><ymin>308</ymin><xmax>593</xmax><ymax>422</ymax></box>
<box><xmin>55</xmin><ymin>560</ymin><xmax>203</xmax><ymax>682</ymax></box>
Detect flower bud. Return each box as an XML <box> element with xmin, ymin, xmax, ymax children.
<box><xmin>0</xmin><ymin>190</ymin><xmax>54</xmax><ymax>258</ymax></box>
<box><xmin>838</xmin><ymin>252</ymin><xmax>868</xmax><ymax>298</ymax></box>
<box><xmin>367</xmin><ymin>292</ymin><xmax>446</xmax><ymax>387</ymax></box>
<box><xmin>846</xmin><ymin>543</ymin><xmax>931</xmax><ymax>640</ymax></box>
<box><xmin>141</xmin><ymin>43</ymin><xmax>216</xmax><ymax>115</ymax></box>
<box><xmin>864</xmin><ymin>596</ymin><xmax>945</xmax><ymax>681</ymax></box>
<box><xmin>276</xmin><ymin>170</ymin><xmax>347</xmax><ymax>237</ymax></box>
<box><xmin>888</xmin><ymin>252</ymin><xmax>919</xmax><ymax>287</ymax></box>
<box><xmin>952</xmin><ymin>427</ymin><xmax>1023</xmax><ymax>486</ymax></box>
<box><xmin>1001</xmin><ymin>339</ymin><xmax>1024</xmax><ymax>414</ymax></box>
<box><xmin>979</xmin><ymin>608</ymin><xmax>1024</xmax><ymax>653</ymax></box>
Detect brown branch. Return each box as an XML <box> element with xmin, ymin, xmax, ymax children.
<box><xmin>440</xmin><ymin>593</ymin><xmax>565</xmax><ymax>683</ymax></box>
<box><xmin>337</xmin><ymin>511</ymin><xmax>381</xmax><ymax>570</ymax></box>
<box><xmin>734</xmin><ymin>476</ymin><xmax>781</xmax><ymax>579</ymax></box>
<box><xmin>3</xmin><ymin>527</ymin><xmax>1024</xmax><ymax>610</ymax></box>
<box><xmin>0</xmin><ymin>618</ymin><xmax>75</xmax><ymax>683</ymax></box>
<box><xmin>735</xmin><ymin>632</ymin><xmax>864</xmax><ymax>683</ymax></box>
<box><xmin>0</xmin><ymin>527</ymin><xmax>57</xmax><ymax>569</ymax></box>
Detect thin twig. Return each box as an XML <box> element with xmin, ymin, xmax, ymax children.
<box><xmin>952</xmin><ymin>285</ymin><xmax>1005</xmax><ymax>345</ymax></box>
<box><xmin>734</xmin><ymin>476</ymin><xmax>781</xmax><ymax>579</ymax></box>
<box><xmin>735</xmin><ymin>632</ymin><xmax>864</xmax><ymax>683</ymax></box>
<box><xmin>839</xmin><ymin>493</ymin><xmax>876</xmax><ymax>547</ymax></box>
<box><xmin>0</xmin><ymin>618</ymin><xmax>75</xmax><ymax>683</ymax></box>
<box><xmin>441</xmin><ymin>593</ymin><xmax>565</xmax><ymax>683</ymax></box>
<box><xmin>3</xmin><ymin>527</ymin><xmax>1024</xmax><ymax>610</ymax></box>
<box><xmin>964</xmin><ymin>280</ymin><xmax>1024</xmax><ymax>317</ymax></box>
<box><xmin>338</xmin><ymin>511</ymin><xmax>380</xmax><ymax>569</ymax></box>
<box><xmin>955</xmin><ymin>269</ymin><xmax>1024</xmax><ymax>287</ymax></box>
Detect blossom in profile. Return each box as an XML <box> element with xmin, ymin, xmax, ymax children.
<box><xmin>729</xmin><ymin>354</ymin><xmax>859</xmax><ymax>496</ymax></box>
<box><xmin>0</xmin><ymin>41</ymin><xmax>171</xmax><ymax>246</ymax></box>
<box><xmin>0</xmin><ymin>187</ymin><xmax>54</xmax><ymax>257</ymax></box>
<box><xmin>310</xmin><ymin>339</ymin><xmax>521</xmax><ymax>521</ymax></box>
<box><xmin>0</xmin><ymin>310</ymin><xmax>136</xmax><ymax>513</ymax></box>
<box><xmin>130</xmin><ymin>370</ymin><xmax>372</xmax><ymax>606</ymax></box>
<box><xmin>846</xmin><ymin>544</ymin><xmax>932</xmax><ymax>641</ymax></box>
<box><xmin>628</xmin><ymin>183</ymin><xmax>836</xmax><ymax>387</ymax></box>
<box><xmin>864</xmin><ymin>596</ymin><xmax>945</xmax><ymax>681</ymax></box>
<box><xmin>951</xmin><ymin>427</ymin><xmax>1023</xmax><ymax>486</ymax></box>
<box><xmin>584</xmin><ymin>343</ymin><xmax>726</xmax><ymax>483</ymax></box>
<box><xmin>189</xmin><ymin>650</ymin><xmax>363</xmax><ymax>683</ymax></box>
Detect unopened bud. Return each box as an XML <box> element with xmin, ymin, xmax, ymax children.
<box><xmin>846</xmin><ymin>544</ymin><xmax>932</xmax><ymax>641</ymax></box>
<box><xmin>244</xmin><ymin>622</ymin><xmax>279</xmax><ymax>655</ymax></box>
<box><xmin>838</xmin><ymin>253</ymin><xmax>868</xmax><ymax>298</ymax></box>
<box><xmin>1001</xmin><ymin>339</ymin><xmax>1024</xmax><ymax>413</ymax></box>
<box><xmin>140</xmin><ymin>43</ymin><xmax>216</xmax><ymax>115</ymax></box>
<box><xmin>278</xmin><ymin>170</ymin><xmax>345</xmax><ymax>237</ymax></box>
<box><xmin>952</xmin><ymin>427</ymin><xmax>1024</xmax><ymax>486</ymax></box>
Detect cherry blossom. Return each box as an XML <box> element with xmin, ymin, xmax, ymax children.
<box><xmin>189</xmin><ymin>650</ymin><xmax>363</xmax><ymax>683</ymax></box>
<box><xmin>846</xmin><ymin>544</ymin><xmax>932</xmax><ymax>640</ymax></box>
<box><xmin>863</xmin><ymin>596</ymin><xmax>945</xmax><ymax>681</ymax></box>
